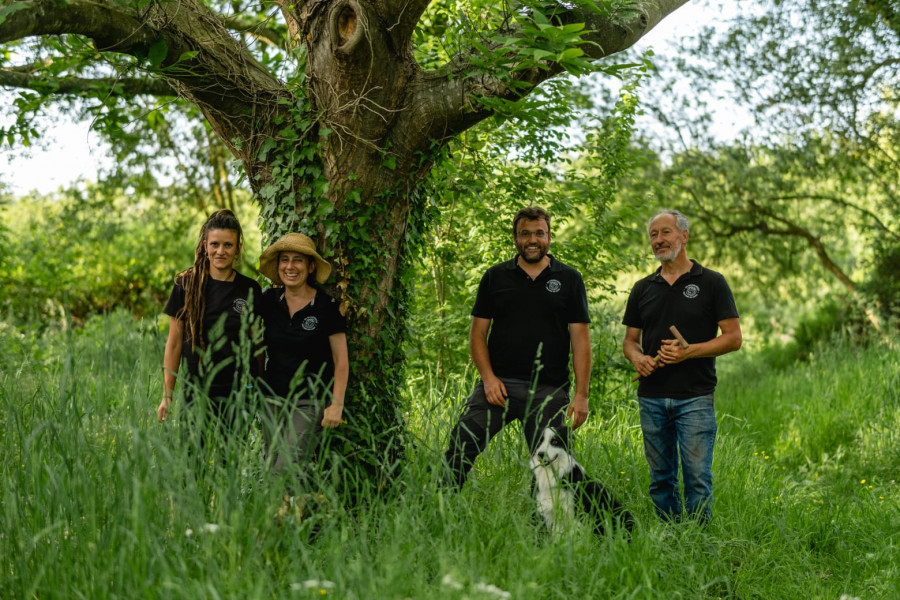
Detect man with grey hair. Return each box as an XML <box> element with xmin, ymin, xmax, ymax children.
<box><xmin>622</xmin><ymin>209</ymin><xmax>742</xmax><ymax>524</ymax></box>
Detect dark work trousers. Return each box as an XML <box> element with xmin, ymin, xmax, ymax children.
<box><xmin>444</xmin><ymin>378</ymin><xmax>570</xmax><ymax>489</ymax></box>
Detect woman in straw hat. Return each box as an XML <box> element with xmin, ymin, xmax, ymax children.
<box><xmin>258</xmin><ymin>233</ymin><xmax>348</xmax><ymax>484</ymax></box>
<box><xmin>158</xmin><ymin>209</ymin><xmax>262</xmax><ymax>455</ymax></box>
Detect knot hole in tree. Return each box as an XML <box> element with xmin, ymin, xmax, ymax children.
<box><xmin>332</xmin><ymin>0</ymin><xmax>363</xmax><ymax>54</ymax></box>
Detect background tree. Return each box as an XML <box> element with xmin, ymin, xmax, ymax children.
<box><xmin>627</xmin><ymin>0</ymin><xmax>900</xmax><ymax>335</ymax></box>
<box><xmin>0</xmin><ymin>0</ymin><xmax>689</xmax><ymax>477</ymax></box>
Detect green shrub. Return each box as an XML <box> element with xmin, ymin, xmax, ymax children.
<box><xmin>0</xmin><ymin>185</ymin><xmax>261</xmax><ymax>329</ymax></box>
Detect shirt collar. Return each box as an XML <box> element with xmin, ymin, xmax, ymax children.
<box><xmin>503</xmin><ymin>254</ymin><xmax>559</xmax><ymax>272</ymax></box>
<box><xmin>278</xmin><ymin>290</ymin><xmax>316</xmax><ymax>306</ymax></box>
<box><xmin>650</xmin><ymin>259</ymin><xmax>703</xmax><ymax>282</ymax></box>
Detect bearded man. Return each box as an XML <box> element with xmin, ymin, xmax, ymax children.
<box><xmin>622</xmin><ymin>209</ymin><xmax>742</xmax><ymax>523</ymax></box>
<box><xmin>444</xmin><ymin>205</ymin><xmax>592</xmax><ymax>489</ymax></box>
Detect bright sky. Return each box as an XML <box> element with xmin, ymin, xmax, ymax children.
<box><xmin>0</xmin><ymin>1</ymin><xmax>717</xmax><ymax>197</ymax></box>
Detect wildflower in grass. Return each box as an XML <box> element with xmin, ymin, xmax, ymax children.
<box><xmin>441</xmin><ymin>575</ymin><xmax>464</xmax><ymax>590</ymax></box>
<box><xmin>185</xmin><ymin>529</ymin><xmax>194</xmax><ymax>537</ymax></box>
<box><xmin>473</xmin><ymin>582</ymin><xmax>512</xmax><ymax>599</ymax></box>
<box><xmin>201</xmin><ymin>523</ymin><xmax>220</xmax><ymax>533</ymax></box>
<box><xmin>292</xmin><ymin>580</ymin><xmax>335</xmax><ymax>592</ymax></box>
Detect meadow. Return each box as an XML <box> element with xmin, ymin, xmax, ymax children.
<box><xmin>1</xmin><ymin>311</ymin><xmax>897</xmax><ymax>599</ymax></box>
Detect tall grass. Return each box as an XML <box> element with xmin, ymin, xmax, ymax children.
<box><xmin>1</xmin><ymin>312</ymin><xmax>896</xmax><ymax>599</ymax></box>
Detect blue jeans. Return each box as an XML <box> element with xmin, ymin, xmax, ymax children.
<box><xmin>638</xmin><ymin>394</ymin><xmax>717</xmax><ymax>522</ymax></box>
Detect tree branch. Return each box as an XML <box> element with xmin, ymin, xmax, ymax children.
<box><xmin>0</xmin><ymin>0</ymin><xmax>155</xmax><ymax>50</ymax></box>
<box><xmin>382</xmin><ymin>0</ymin><xmax>432</xmax><ymax>51</ymax></box>
<box><xmin>0</xmin><ymin>0</ymin><xmax>292</xmax><ymax>179</ymax></box>
<box><xmin>221</xmin><ymin>13</ymin><xmax>287</xmax><ymax>48</ymax></box>
<box><xmin>0</xmin><ymin>67</ymin><xmax>175</xmax><ymax>97</ymax></box>
<box><xmin>721</xmin><ymin>206</ymin><xmax>857</xmax><ymax>293</ymax></box>
<box><xmin>415</xmin><ymin>0</ymin><xmax>689</xmax><ymax>141</ymax></box>
<box><xmin>766</xmin><ymin>193</ymin><xmax>899</xmax><ymax>240</ymax></box>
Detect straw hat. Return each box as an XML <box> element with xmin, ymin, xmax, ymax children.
<box><xmin>259</xmin><ymin>233</ymin><xmax>332</xmax><ymax>285</ymax></box>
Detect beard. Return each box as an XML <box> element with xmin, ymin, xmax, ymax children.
<box><xmin>516</xmin><ymin>240</ymin><xmax>548</xmax><ymax>264</ymax></box>
<box><xmin>654</xmin><ymin>239</ymin><xmax>682</xmax><ymax>263</ymax></box>
<box><xmin>520</xmin><ymin>250</ymin><xmax>546</xmax><ymax>264</ymax></box>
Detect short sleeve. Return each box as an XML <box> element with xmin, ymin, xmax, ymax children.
<box><xmin>470</xmin><ymin>270</ymin><xmax>493</xmax><ymax>319</ymax></box>
<box><xmin>568</xmin><ymin>271</ymin><xmax>590</xmax><ymax>324</ymax></box>
<box><xmin>324</xmin><ymin>294</ymin><xmax>347</xmax><ymax>336</ymax></box>
<box><xmin>163</xmin><ymin>279</ymin><xmax>185</xmax><ymax>319</ymax></box>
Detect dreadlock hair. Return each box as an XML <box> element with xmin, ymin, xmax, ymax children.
<box><xmin>175</xmin><ymin>209</ymin><xmax>244</xmax><ymax>352</ymax></box>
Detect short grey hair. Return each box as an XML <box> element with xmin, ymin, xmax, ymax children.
<box><xmin>648</xmin><ymin>209</ymin><xmax>689</xmax><ymax>234</ymax></box>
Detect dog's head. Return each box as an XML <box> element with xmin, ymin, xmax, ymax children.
<box><xmin>530</xmin><ymin>426</ymin><xmax>576</xmax><ymax>478</ymax></box>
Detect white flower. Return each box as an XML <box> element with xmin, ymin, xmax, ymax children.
<box><xmin>441</xmin><ymin>574</ymin><xmax>464</xmax><ymax>590</ymax></box>
<box><xmin>201</xmin><ymin>523</ymin><xmax>220</xmax><ymax>534</ymax></box>
<box><xmin>473</xmin><ymin>582</ymin><xmax>512</xmax><ymax>599</ymax></box>
<box><xmin>291</xmin><ymin>580</ymin><xmax>335</xmax><ymax>591</ymax></box>
<box><xmin>185</xmin><ymin>529</ymin><xmax>193</xmax><ymax>537</ymax></box>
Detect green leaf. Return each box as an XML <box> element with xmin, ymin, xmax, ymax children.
<box><xmin>0</xmin><ymin>3</ymin><xmax>29</xmax><ymax>26</ymax></box>
<box><xmin>176</xmin><ymin>50</ymin><xmax>199</xmax><ymax>63</ymax></box>
<box><xmin>560</xmin><ymin>22</ymin><xmax>587</xmax><ymax>34</ymax></box>
<box><xmin>557</xmin><ymin>47</ymin><xmax>585</xmax><ymax>61</ymax></box>
<box><xmin>147</xmin><ymin>38</ymin><xmax>168</xmax><ymax>69</ymax></box>
<box><xmin>257</xmin><ymin>138</ymin><xmax>277</xmax><ymax>161</ymax></box>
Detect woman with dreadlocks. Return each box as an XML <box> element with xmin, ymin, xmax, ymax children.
<box><xmin>157</xmin><ymin>210</ymin><xmax>262</xmax><ymax>449</ymax></box>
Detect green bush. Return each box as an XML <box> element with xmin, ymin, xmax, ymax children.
<box><xmin>862</xmin><ymin>241</ymin><xmax>900</xmax><ymax>325</ymax></box>
<box><xmin>0</xmin><ymin>185</ymin><xmax>261</xmax><ymax>329</ymax></box>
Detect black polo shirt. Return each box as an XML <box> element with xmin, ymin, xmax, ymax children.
<box><xmin>622</xmin><ymin>260</ymin><xmax>739</xmax><ymax>398</ymax></box>
<box><xmin>472</xmin><ymin>255</ymin><xmax>590</xmax><ymax>388</ymax></box>
<box><xmin>261</xmin><ymin>287</ymin><xmax>347</xmax><ymax>400</ymax></box>
<box><xmin>163</xmin><ymin>272</ymin><xmax>262</xmax><ymax>395</ymax></box>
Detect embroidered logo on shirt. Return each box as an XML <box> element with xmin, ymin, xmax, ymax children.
<box><xmin>302</xmin><ymin>316</ymin><xmax>319</xmax><ymax>331</ymax></box>
<box><xmin>545</xmin><ymin>279</ymin><xmax>562</xmax><ymax>293</ymax></box>
<box><xmin>683</xmin><ymin>284</ymin><xmax>700</xmax><ymax>299</ymax></box>
<box><xmin>233</xmin><ymin>298</ymin><xmax>248</xmax><ymax>314</ymax></box>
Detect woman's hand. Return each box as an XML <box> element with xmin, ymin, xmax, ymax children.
<box><xmin>157</xmin><ymin>396</ymin><xmax>171</xmax><ymax>422</ymax></box>
<box><xmin>321</xmin><ymin>404</ymin><xmax>344</xmax><ymax>428</ymax></box>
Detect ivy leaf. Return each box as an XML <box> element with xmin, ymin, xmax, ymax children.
<box><xmin>257</xmin><ymin>138</ymin><xmax>277</xmax><ymax>161</ymax></box>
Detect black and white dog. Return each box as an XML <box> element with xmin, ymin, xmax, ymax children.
<box><xmin>530</xmin><ymin>426</ymin><xmax>634</xmax><ymax>537</ymax></box>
